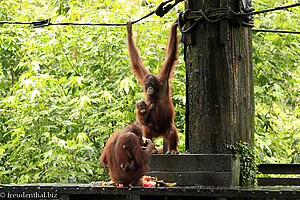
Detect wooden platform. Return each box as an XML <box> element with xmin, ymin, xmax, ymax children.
<box><xmin>147</xmin><ymin>154</ymin><xmax>240</xmax><ymax>187</ymax></box>
<box><xmin>1</xmin><ymin>158</ymin><xmax>299</xmax><ymax>199</ymax></box>
<box><xmin>0</xmin><ymin>184</ymin><xmax>299</xmax><ymax>200</ymax></box>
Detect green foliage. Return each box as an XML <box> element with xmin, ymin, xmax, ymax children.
<box><xmin>228</xmin><ymin>142</ymin><xmax>259</xmax><ymax>186</ymax></box>
<box><xmin>252</xmin><ymin>0</ymin><xmax>300</xmax><ymax>164</ymax></box>
<box><xmin>0</xmin><ymin>0</ymin><xmax>184</xmax><ymax>183</ymax></box>
<box><xmin>0</xmin><ymin>0</ymin><xmax>299</xmax><ymax>184</ymax></box>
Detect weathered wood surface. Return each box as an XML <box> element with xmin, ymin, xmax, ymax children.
<box><xmin>148</xmin><ymin>154</ymin><xmax>239</xmax><ymax>171</ymax></box>
<box><xmin>147</xmin><ymin>154</ymin><xmax>240</xmax><ymax>187</ymax></box>
<box><xmin>0</xmin><ymin>184</ymin><xmax>300</xmax><ymax>200</ymax></box>
<box><xmin>258</xmin><ymin>178</ymin><xmax>300</xmax><ymax>186</ymax></box>
<box><xmin>258</xmin><ymin>163</ymin><xmax>300</xmax><ymax>174</ymax></box>
<box><xmin>185</xmin><ymin>0</ymin><xmax>255</xmax><ymax>154</ymax></box>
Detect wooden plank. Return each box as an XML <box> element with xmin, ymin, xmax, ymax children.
<box><xmin>258</xmin><ymin>164</ymin><xmax>300</xmax><ymax>174</ymax></box>
<box><xmin>0</xmin><ymin>184</ymin><xmax>300</xmax><ymax>199</ymax></box>
<box><xmin>149</xmin><ymin>154</ymin><xmax>240</xmax><ymax>172</ymax></box>
<box><xmin>68</xmin><ymin>194</ymin><xmax>128</xmax><ymax>200</ymax></box>
<box><xmin>258</xmin><ymin>178</ymin><xmax>300</xmax><ymax>186</ymax></box>
<box><xmin>146</xmin><ymin>171</ymin><xmax>239</xmax><ymax>186</ymax></box>
<box><xmin>148</xmin><ymin>154</ymin><xmax>240</xmax><ymax>187</ymax></box>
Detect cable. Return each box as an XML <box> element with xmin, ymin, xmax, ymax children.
<box><xmin>0</xmin><ymin>21</ymin><xmax>32</xmax><ymax>25</ymax></box>
<box><xmin>245</xmin><ymin>3</ymin><xmax>300</xmax><ymax>16</ymax></box>
<box><xmin>252</xmin><ymin>29</ymin><xmax>300</xmax><ymax>34</ymax></box>
<box><xmin>0</xmin><ymin>0</ymin><xmax>183</xmax><ymax>28</ymax></box>
<box><xmin>0</xmin><ymin>1</ymin><xmax>299</xmax><ymax>36</ymax></box>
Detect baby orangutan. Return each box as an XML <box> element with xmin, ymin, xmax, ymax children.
<box><xmin>100</xmin><ymin>123</ymin><xmax>154</xmax><ymax>186</ymax></box>
<box><xmin>136</xmin><ymin>100</ymin><xmax>156</xmax><ymax>129</ymax></box>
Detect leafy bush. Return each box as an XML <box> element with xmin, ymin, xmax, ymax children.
<box><xmin>228</xmin><ymin>142</ymin><xmax>259</xmax><ymax>186</ymax></box>
<box><xmin>252</xmin><ymin>0</ymin><xmax>300</xmax><ymax>163</ymax></box>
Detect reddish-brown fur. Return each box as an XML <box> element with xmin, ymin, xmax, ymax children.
<box><xmin>100</xmin><ymin>124</ymin><xmax>154</xmax><ymax>186</ymax></box>
<box><xmin>136</xmin><ymin>100</ymin><xmax>156</xmax><ymax>130</ymax></box>
<box><xmin>127</xmin><ymin>20</ymin><xmax>179</xmax><ymax>154</ymax></box>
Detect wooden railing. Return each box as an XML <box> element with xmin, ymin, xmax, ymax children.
<box><xmin>258</xmin><ymin>163</ymin><xmax>300</xmax><ymax>186</ymax></box>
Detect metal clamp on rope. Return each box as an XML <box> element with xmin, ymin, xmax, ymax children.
<box><xmin>178</xmin><ymin>10</ymin><xmax>199</xmax><ymax>34</ymax></box>
<box><xmin>32</xmin><ymin>18</ymin><xmax>51</xmax><ymax>28</ymax></box>
<box><xmin>238</xmin><ymin>0</ymin><xmax>255</xmax><ymax>27</ymax></box>
<box><xmin>155</xmin><ymin>0</ymin><xmax>183</xmax><ymax>17</ymax></box>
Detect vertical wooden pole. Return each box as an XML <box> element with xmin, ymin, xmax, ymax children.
<box><xmin>185</xmin><ymin>0</ymin><xmax>254</xmax><ymax>154</ymax></box>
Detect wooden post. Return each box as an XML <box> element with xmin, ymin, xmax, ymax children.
<box><xmin>184</xmin><ymin>0</ymin><xmax>255</xmax><ymax>154</ymax></box>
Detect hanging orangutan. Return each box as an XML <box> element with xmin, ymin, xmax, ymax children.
<box><xmin>127</xmin><ymin>20</ymin><xmax>179</xmax><ymax>154</ymax></box>
<box><xmin>100</xmin><ymin>123</ymin><xmax>154</xmax><ymax>186</ymax></box>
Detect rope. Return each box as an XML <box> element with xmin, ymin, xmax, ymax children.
<box><xmin>178</xmin><ymin>7</ymin><xmax>253</xmax><ymax>33</ymax></box>
<box><xmin>0</xmin><ymin>1</ymin><xmax>299</xmax><ymax>35</ymax></box>
<box><xmin>178</xmin><ymin>3</ymin><xmax>300</xmax><ymax>33</ymax></box>
<box><xmin>0</xmin><ymin>0</ymin><xmax>184</xmax><ymax>28</ymax></box>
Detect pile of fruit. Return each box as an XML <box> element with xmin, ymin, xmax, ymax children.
<box><xmin>91</xmin><ymin>176</ymin><xmax>176</xmax><ymax>187</ymax></box>
<box><xmin>141</xmin><ymin>176</ymin><xmax>176</xmax><ymax>187</ymax></box>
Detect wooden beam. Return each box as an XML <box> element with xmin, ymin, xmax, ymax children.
<box><xmin>184</xmin><ymin>0</ymin><xmax>254</xmax><ymax>154</ymax></box>
<box><xmin>258</xmin><ymin>178</ymin><xmax>300</xmax><ymax>186</ymax></box>
<box><xmin>258</xmin><ymin>164</ymin><xmax>300</xmax><ymax>174</ymax></box>
<box><xmin>0</xmin><ymin>184</ymin><xmax>300</xmax><ymax>199</ymax></box>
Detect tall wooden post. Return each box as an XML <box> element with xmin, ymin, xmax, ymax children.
<box><xmin>184</xmin><ymin>0</ymin><xmax>255</xmax><ymax>154</ymax></box>
<box><xmin>148</xmin><ymin>0</ymin><xmax>254</xmax><ymax>186</ymax></box>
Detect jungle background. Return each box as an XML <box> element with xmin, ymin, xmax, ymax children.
<box><xmin>0</xmin><ymin>0</ymin><xmax>299</xmax><ymax>184</ymax></box>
